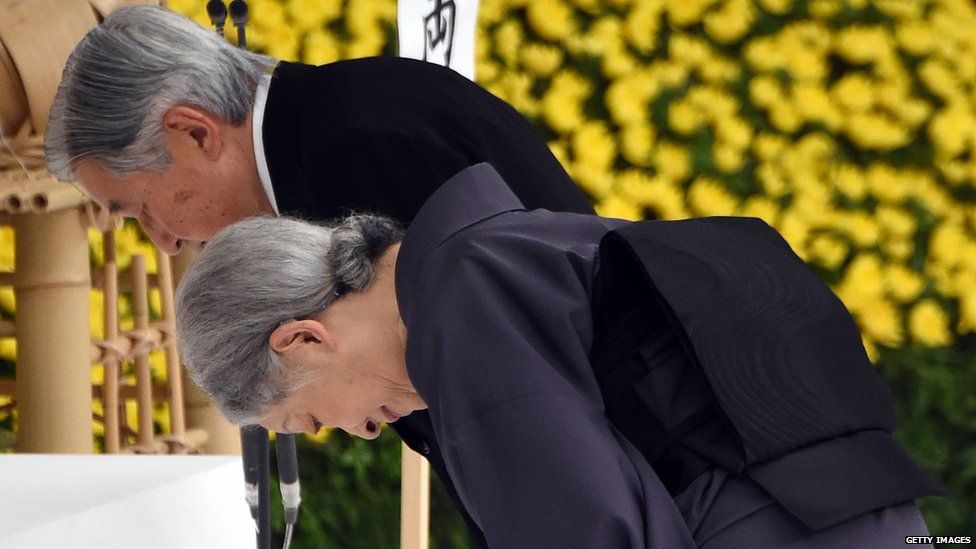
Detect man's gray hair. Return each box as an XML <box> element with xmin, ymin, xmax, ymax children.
<box><xmin>175</xmin><ymin>215</ymin><xmax>404</xmax><ymax>425</ymax></box>
<box><xmin>45</xmin><ymin>5</ymin><xmax>276</xmax><ymax>180</ymax></box>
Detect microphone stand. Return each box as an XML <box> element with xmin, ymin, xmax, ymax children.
<box><xmin>205</xmin><ymin>4</ymin><xmax>287</xmax><ymax>549</ymax></box>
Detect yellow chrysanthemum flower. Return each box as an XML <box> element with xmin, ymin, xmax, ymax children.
<box><xmin>703</xmin><ymin>0</ymin><xmax>754</xmax><ymax>44</ymax></box>
<box><xmin>808</xmin><ymin>233</ymin><xmax>849</xmax><ymax>270</ymax></box>
<box><xmin>571</xmin><ymin>163</ymin><xmax>614</xmax><ymax>199</ymax></box>
<box><xmin>595</xmin><ymin>195</ymin><xmax>643</xmax><ymax>221</ymax></box>
<box><xmin>572</xmin><ymin>122</ymin><xmax>617</xmax><ymax>169</ymax></box>
<box><xmin>0</xmin><ymin>287</ymin><xmax>13</xmax><ymax>314</ymax></box>
<box><xmin>738</xmin><ymin>196</ymin><xmax>781</xmax><ymax>227</ymax></box>
<box><xmin>653</xmin><ymin>141</ymin><xmax>693</xmax><ymax>181</ymax></box>
<box><xmin>624</xmin><ymin>4</ymin><xmax>661</xmax><ymax>54</ymax></box>
<box><xmin>885</xmin><ymin>263</ymin><xmax>926</xmax><ymax>303</ymax></box>
<box><xmin>303</xmin><ymin>29</ymin><xmax>342</xmax><ymax>65</ymax></box>
<box><xmin>541</xmin><ymin>91</ymin><xmax>585</xmax><ymax>134</ymax></box>
<box><xmin>520</xmin><ymin>42</ymin><xmax>564</xmax><ymax>77</ymax></box>
<box><xmin>908</xmin><ymin>299</ymin><xmax>953</xmax><ymax>346</ymax></box>
<box><xmin>844</xmin><ymin>113</ymin><xmax>911</xmax><ymax>150</ymax></box>
<box><xmin>494</xmin><ymin>20</ymin><xmax>524</xmax><ymax>67</ymax></box>
<box><xmin>834</xmin><ymin>26</ymin><xmax>893</xmax><ymax>64</ymax></box>
<box><xmin>713</xmin><ymin>143</ymin><xmax>746</xmax><ymax>173</ymax></box>
<box><xmin>665</xmin><ymin>0</ymin><xmax>715</xmax><ymax>27</ymax></box>
<box><xmin>856</xmin><ymin>297</ymin><xmax>904</xmax><ymax>348</ymax></box>
<box><xmin>667</xmin><ymin>99</ymin><xmax>705</xmax><ymax>136</ymax></box>
<box><xmin>895</xmin><ymin>20</ymin><xmax>935</xmax><ymax>56</ymax></box>
<box><xmin>619</xmin><ymin>124</ymin><xmax>655</xmax><ymax>167</ymax></box>
<box><xmin>0</xmin><ymin>227</ymin><xmax>13</xmax><ymax>272</ymax></box>
<box><xmin>0</xmin><ymin>338</ymin><xmax>14</xmax><ymax>363</ymax></box>
<box><xmin>286</xmin><ymin>0</ymin><xmax>343</xmax><ymax>31</ymax></box>
<box><xmin>688</xmin><ymin>176</ymin><xmax>740</xmax><ymax>216</ymax></box>
<box><xmin>526</xmin><ymin>0</ymin><xmax>575</xmax><ymax>41</ymax></box>
<box><xmin>757</xmin><ymin>0</ymin><xmax>792</xmax><ymax>15</ymax></box>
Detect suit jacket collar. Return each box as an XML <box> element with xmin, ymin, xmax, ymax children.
<box><xmin>395</xmin><ymin>163</ymin><xmax>525</xmax><ymax>318</ymax></box>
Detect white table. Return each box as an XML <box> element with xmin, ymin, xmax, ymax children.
<box><xmin>0</xmin><ymin>454</ymin><xmax>256</xmax><ymax>548</ymax></box>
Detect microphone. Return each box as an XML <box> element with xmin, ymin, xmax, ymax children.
<box><xmin>205</xmin><ymin>0</ymin><xmax>227</xmax><ymax>35</ymax></box>
<box><xmin>240</xmin><ymin>426</ymin><xmax>262</xmax><ymax>523</ymax></box>
<box><xmin>229</xmin><ymin>0</ymin><xmax>249</xmax><ymax>48</ymax></box>
<box><xmin>241</xmin><ymin>426</ymin><xmax>272</xmax><ymax>549</ymax></box>
<box><xmin>275</xmin><ymin>433</ymin><xmax>301</xmax><ymax>549</ymax></box>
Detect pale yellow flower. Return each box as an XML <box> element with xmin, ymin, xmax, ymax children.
<box><xmin>883</xmin><ymin>239</ymin><xmax>914</xmax><ymax>262</ymax></box>
<box><xmin>669</xmin><ymin>34</ymin><xmax>710</xmax><ymax>68</ymax></box>
<box><xmin>909</xmin><ymin>299</ymin><xmax>953</xmax><ymax>346</ymax></box>
<box><xmin>929</xmin><ymin>222</ymin><xmax>969</xmax><ymax>267</ymax></box>
<box><xmin>688</xmin><ymin>176</ymin><xmax>740</xmax><ymax>216</ymax></box>
<box><xmin>541</xmin><ymin>91</ymin><xmax>585</xmax><ymax>134</ymax></box>
<box><xmin>526</xmin><ymin>0</ymin><xmax>575</xmax><ymax>41</ymax></box>
<box><xmin>786</xmin><ymin>48</ymin><xmax>827</xmax><ymax>82</ymax></box>
<box><xmin>744</xmin><ymin>39</ymin><xmax>786</xmax><ymax>73</ymax></box>
<box><xmin>548</xmin><ymin>141</ymin><xmax>570</xmax><ymax>168</ymax></box>
<box><xmin>832</xmin><ymin>164</ymin><xmax>867</xmax><ymax>202</ymax></box>
<box><xmin>477</xmin><ymin>60</ymin><xmax>501</xmax><ymax>82</ymax></box>
<box><xmin>605</xmin><ymin>78</ymin><xmax>652</xmax><ymax>126</ymax></box>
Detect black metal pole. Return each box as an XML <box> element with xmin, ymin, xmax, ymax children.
<box><xmin>257</xmin><ymin>429</ymin><xmax>271</xmax><ymax>549</ymax></box>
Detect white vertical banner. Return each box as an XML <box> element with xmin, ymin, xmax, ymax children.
<box><xmin>397</xmin><ymin>0</ymin><xmax>480</xmax><ymax>82</ymax></box>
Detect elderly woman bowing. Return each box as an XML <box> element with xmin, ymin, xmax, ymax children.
<box><xmin>176</xmin><ymin>164</ymin><xmax>941</xmax><ymax>548</ymax></box>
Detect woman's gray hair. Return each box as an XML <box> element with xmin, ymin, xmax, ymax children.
<box><xmin>45</xmin><ymin>5</ymin><xmax>276</xmax><ymax>180</ymax></box>
<box><xmin>175</xmin><ymin>214</ymin><xmax>404</xmax><ymax>426</ymax></box>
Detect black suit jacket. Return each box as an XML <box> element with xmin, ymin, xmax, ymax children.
<box><xmin>262</xmin><ymin>56</ymin><xmax>593</xmax><ymax>547</ymax></box>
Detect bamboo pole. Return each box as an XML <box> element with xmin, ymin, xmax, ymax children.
<box><xmin>156</xmin><ymin>249</ymin><xmax>186</xmax><ymax>441</ymax></box>
<box><xmin>102</xmin><ymin>231</ymin><xmax>121</xmax><ymax>453</ymax></box>
<box><xmin>400</xmin><ymin>442</ymin><xmax>431</xmax><ymax>549</ymax></box>
<box><xmin>0</xmin><ymin>318</ymin><xmax>12</xmax><ymax>337</ymax></box>
<box><xmin>131</xmin><ymin>254</ymin><xmax>155</xmax><ymax>451</ymax></box>
<box><xmin>13</xmin><ymin>207</ymin><xmax>91</xmax><ymax>453</ymax></box>
<box><xmin>172</xmin><ymin>248</ymin><xmax>241</xmax><ymax>454</ymax></box>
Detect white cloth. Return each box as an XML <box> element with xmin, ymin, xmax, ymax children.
<box><xmin>0</xmin><ymin>454</ymin><xmax>255</xmax><ymax>549</ymax></box>
<box><xmin>252</xmin><ymin>73</ymin><xmax>279</xmax><ymax>216</ymax></box>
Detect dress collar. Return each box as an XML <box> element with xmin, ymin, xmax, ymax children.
<box><xmin>395</xmin><ymin>163</ymin><xmax>525</xmax><ymax>317</ymax></box>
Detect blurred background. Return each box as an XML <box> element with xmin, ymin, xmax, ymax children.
<box><xmin>2</xmin><ymin>0</ymin><xmax>974</xmax><ymax>546</ymax></box>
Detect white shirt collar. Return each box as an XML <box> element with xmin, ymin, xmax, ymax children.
<box><xmin>252</xmin><ymin>73</ymin><xmax>279</xmax><ymax>216</ymax></box>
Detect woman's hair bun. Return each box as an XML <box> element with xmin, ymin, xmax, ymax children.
<box><xmin>329</xmin><ymin>214</ymin><xmax>404</xmax><ymax>295</ymax></box>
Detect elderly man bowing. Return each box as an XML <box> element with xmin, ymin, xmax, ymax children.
<box><xmin>44</xmin><ymin>5</ymin><xmax>593</xmax><ymax>546</ymax></box>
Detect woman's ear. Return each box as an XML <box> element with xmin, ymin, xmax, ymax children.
<box><xmin>269</xmin><ymin>319</ymin><xmax>335</xmax><ymax>355</ymax></box>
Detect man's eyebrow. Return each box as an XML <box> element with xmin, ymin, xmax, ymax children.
<box><xmin>107</xmin><ymin>200</ymin><xmax>123</xmax><ymax>213</ymax></box>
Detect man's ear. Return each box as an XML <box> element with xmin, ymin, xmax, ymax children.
<box><xmin>162</xmin><ymin>106</ymin><xmax>224</xmax><ymax>161</ymax></box>
<box><xmin>269</xmin><ymin>319</ymin><xmax>336</xmax><ymax>355</ymax></box>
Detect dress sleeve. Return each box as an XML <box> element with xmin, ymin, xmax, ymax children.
<box><xmin>405</xmin><ymin>235</ymin><xmax>695</xmax><ymax>548</ymax></box>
